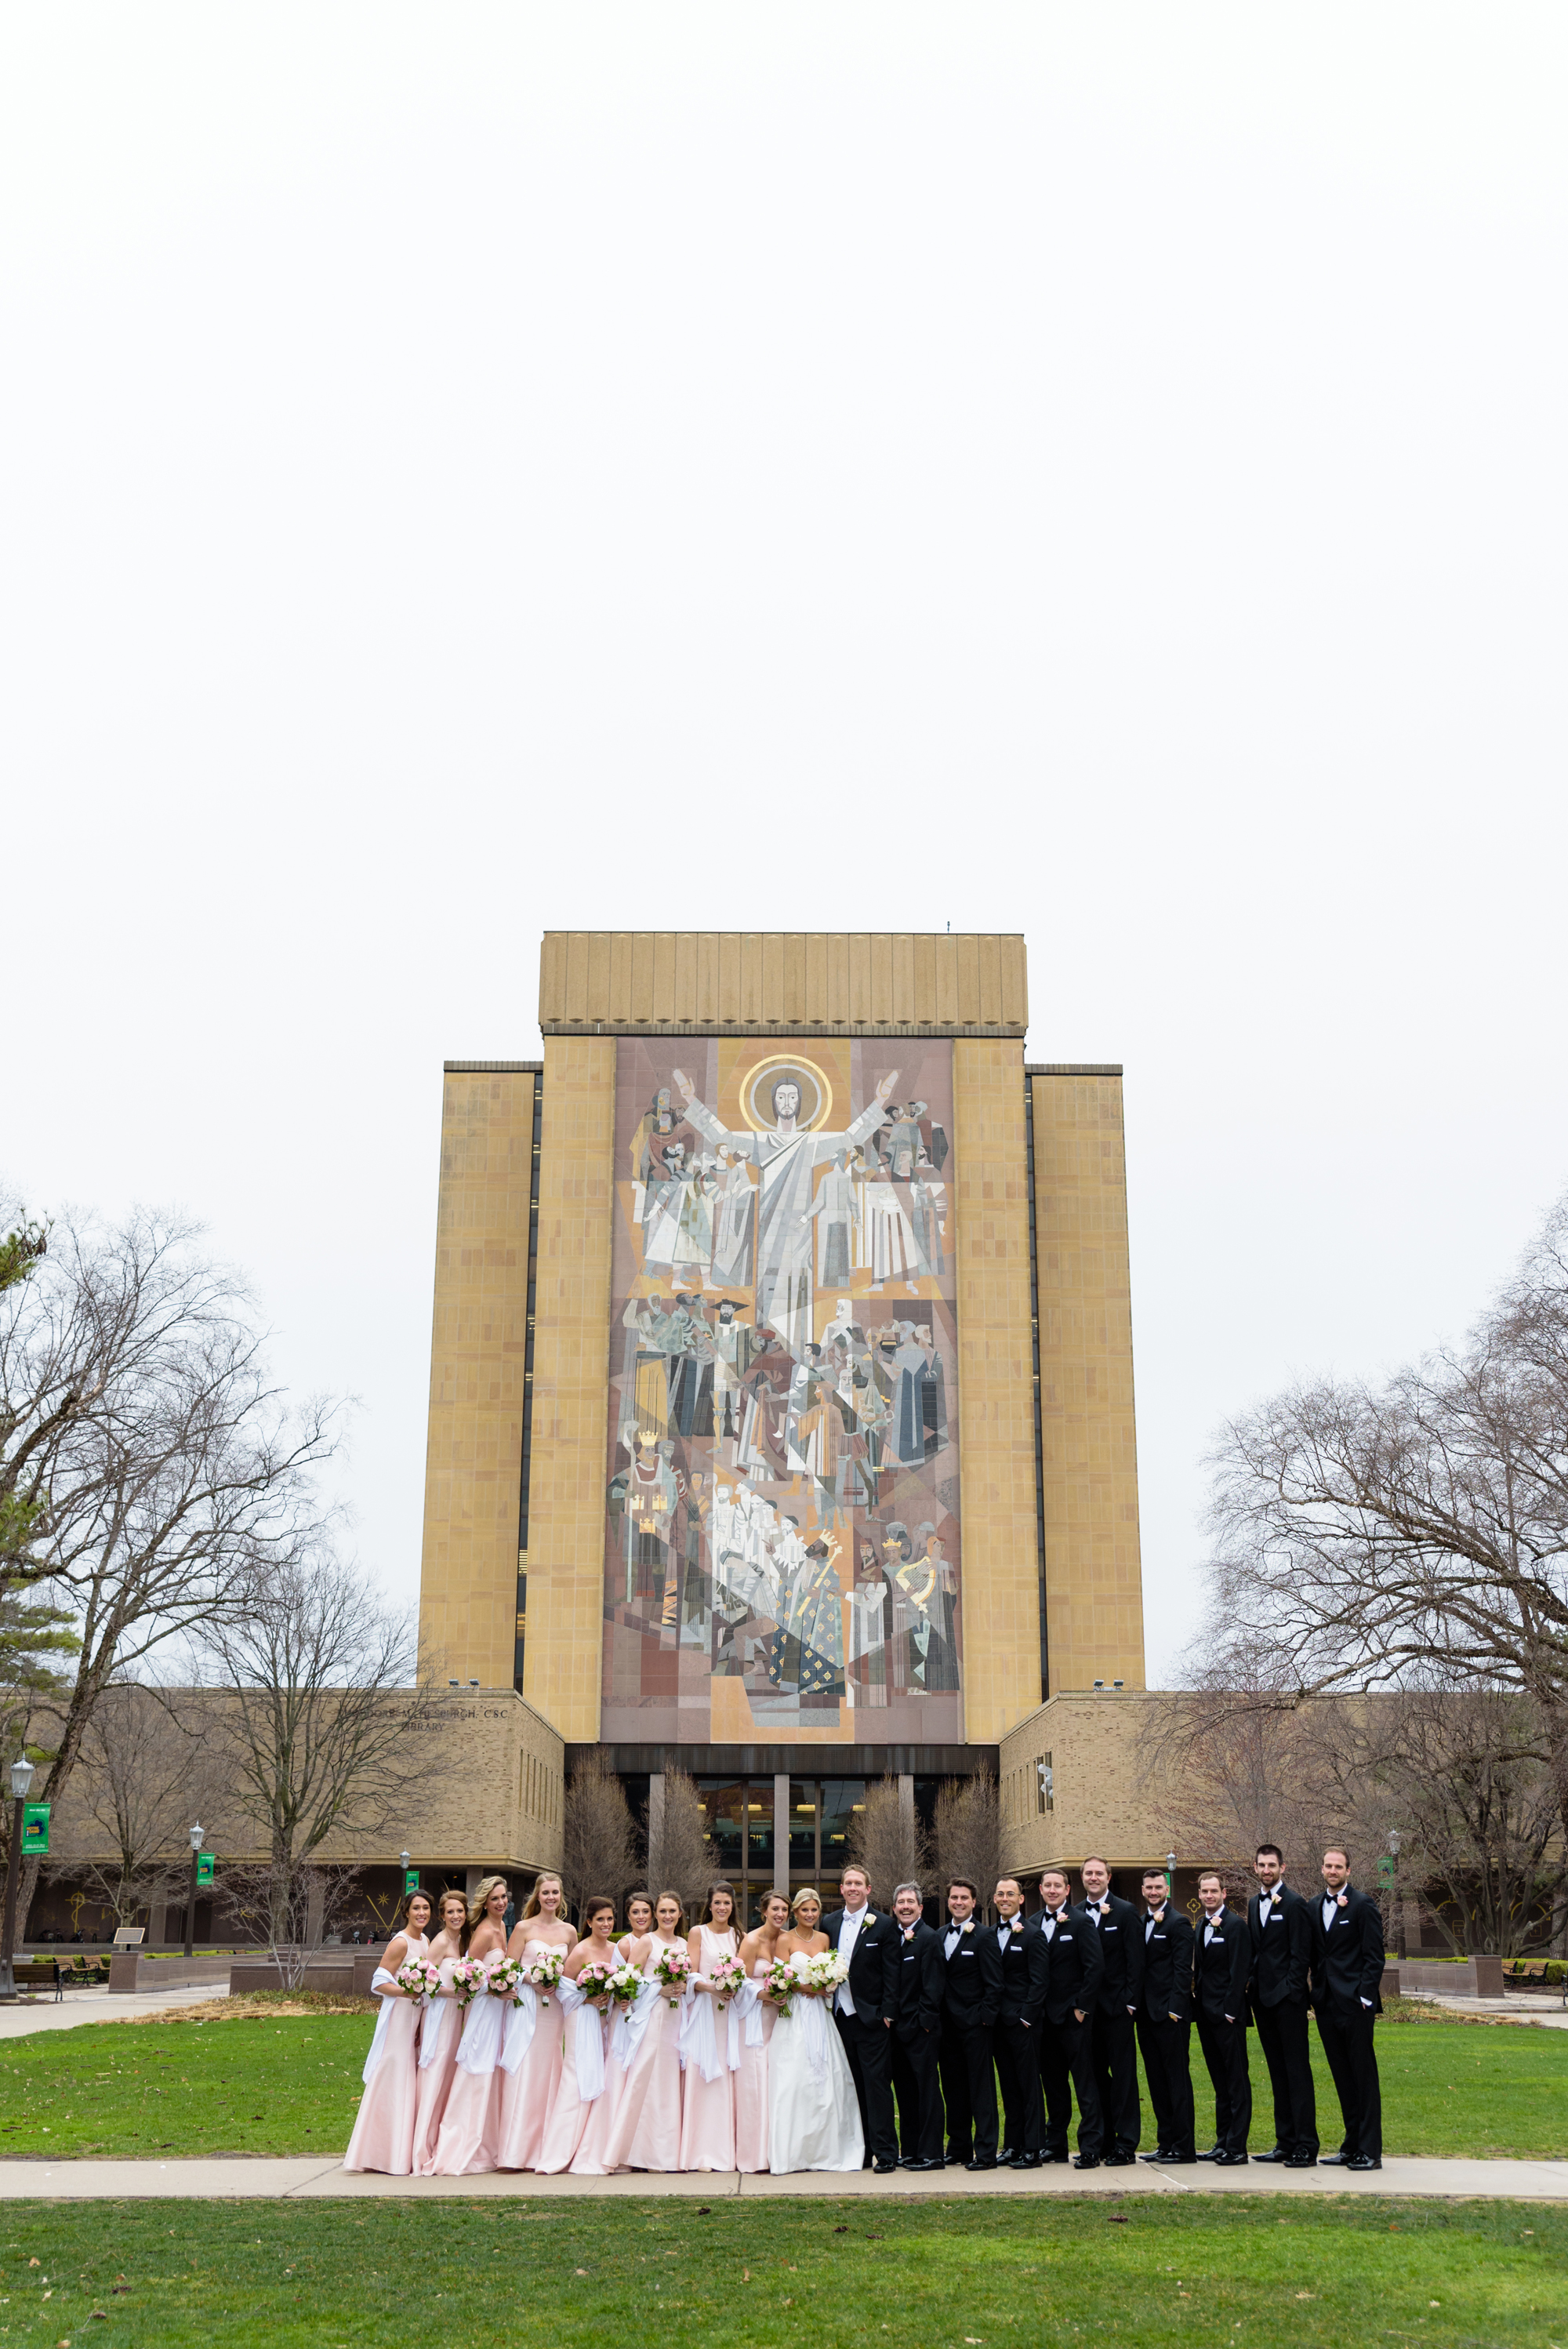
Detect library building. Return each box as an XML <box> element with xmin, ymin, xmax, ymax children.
<box><xmin>416</xmin><ymin>931</ymin><xmax>1167</xmax><ymax>1921</ymax></box>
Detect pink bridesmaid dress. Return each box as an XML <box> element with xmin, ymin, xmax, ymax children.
<box><xmin>734</xmin><ymin>1959</ymin><xmax>777</xmax><ymax>2173</ymax></box>
<box><xmin>600</xmin><ymin>1939</ymin><xmax>685</xmax><ymax>2173</ymax></box>
<box><xmin>343</xmin><ymin>1932</ymin><xmax>428</xmax><ymax>2175</ymax></box>
<box><xmin>678</xmin><ymin>1925</ymin><xmax>739</xmax><ymax>2172</ymax></box>
<box><xmin>537</xmin><ymin>1980</ymin><xmax>614</xmax><ymax>2173</ymax></box>
<box><xmin>430</xmin><ymin>1966</ymin><xmax>506</xmax><ymax>2176</ymax></box>
<box><xmin>412</xmin><ymin>1956</ymin><xmax>463</xmax><ymax>2175</ymax></box>
<box><xmin>496</xmin><ymin>1940</ymin><xmax>567</xmax><ymax>2171</ymax></box>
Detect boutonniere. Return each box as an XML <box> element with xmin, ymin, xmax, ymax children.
<box><xmin>961</xmin><ymin>1920</ymin><xmax>974</xmax><ymax>1935</ymax></box>
<box><xmin>1336</xmin><ymin>1893</ymin><xmax>1348</xmax><ymax>1908</ymax></box>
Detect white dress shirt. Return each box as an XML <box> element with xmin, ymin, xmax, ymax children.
<box><xmin>837</xmin><ymin>1902</ymin><xmax>868</xmax><ymax>2017</ymax></box>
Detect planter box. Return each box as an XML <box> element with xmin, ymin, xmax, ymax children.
<box><xmin>227</xmin><ymin>1955</ymin><xmax>380</xmax><ymax>1998</ymax></box>
<box><xmin>109</xmin><ymin>1955</ymin><xmax>237</xmax><ymax>1995</ymax></box>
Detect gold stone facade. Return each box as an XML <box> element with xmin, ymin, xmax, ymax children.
<box><xmin>418</xmin><ymin>934</ymin><xmax>1146</xmax><ymax>1794</ymax></box>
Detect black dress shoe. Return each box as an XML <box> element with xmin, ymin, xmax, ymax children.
<box><xmin>1283</xmin><ymin>2154</ymin><xmax>1317</xmax><ymax>2169</ymax></box>
<box><xmin>1195</xmin><ymin>2147</ymin><xmax>1223</xmax><ymax>2161</ymax></box>
<box><xmin>1252</xmin><ymin>2147</ymin><xmax>1289</xmax><ymax>2163</ymax></box>
<box><xmin>898</xmin><ymin>2154</ymin><xmax>921</xmax><ymax>2167</ymax></box>
<box><xmin>1012</xmin><ymin>2151</ymin><xmax>1044</xmax><ymax>2169</ymax></box>
<box><xmin>873</xmin><ymin>2158</ymin><xmax>899</xmax><ymax>2174</ymax></box>
<box><xmin>1103</xmin><ymin>2150</ymin><xmax>1135</xmax><ymax>2168</ymax></box>
<box><xmin>965</xmin><ymin>2155</ymin><xmax>998</xmax><ymax>2171</ymax></box>
<box><xmin>997</xmin><ymin>2144</ymin><xmax>1018</xmax><ymax>2164</ymax></box>
<box><xmin>1137</xmin><ymin>2149</ymin><xmax>1169</xmax><ymax>2162</ymax></box>
<box><xmin>1151</xmin><ymin>2151</ymin><xmax>1196</xmax><ymax>2165</ymax></box>
<box><xmin>1214</xmin><ymin>2151</ymin><xmax>1249</xmax><ymax>2167</ymax></box>
<box><xmin>1318</xmin><ymin>2151</ymin><xmax>1350</xmax><ymax>2166</ymax></box>
<box><xmin>1345</xmin><ymin>2155</ymin><xmax>1381</xmax><ymax>2172</ymax></box>
<box><xmin>906</xmin><ymin>2155</ymin><xmax>943</xmax><ymax>2172</ymax></box>
<box><xmin>1043</xmin><ymin>2149</ymin><xmax>1071</xmax><ymax>2164</ymax></box>
<box><xmin>1073</xmin><ymin>2154</ymin><xmax>1101</xmax><ymax>2170</ymax></box>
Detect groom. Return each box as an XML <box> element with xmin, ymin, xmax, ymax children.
<box><xmin>820</xmin><ymin>1864</ymin><xmax>901</xmax><ymax>2173</ymax></box>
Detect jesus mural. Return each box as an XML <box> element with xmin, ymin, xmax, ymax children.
<box><xmin>670</xmin><ymin>1063</ymin><xmax>898</xmax><ymax>1358</ymax></box>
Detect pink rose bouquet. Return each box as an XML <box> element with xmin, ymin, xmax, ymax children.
<box><xmin>485</xmin><ymin>1954</ymin><xmax>524</xmax><ymax>2002</ymax></box>
<box><xmin>654</xmin><ymin>1945</ymin><xmax>692</xmax><ymax>2007</ymax></box>
<box><xmin>394</xmin><ymin>1955</ymin><xmax>442</xmax><ymax>2001</ymax></box>
<box><xmin>450</xmin><ymin>1955</ymin><xmax>490</xmax><ymax>2005</ymax></box>
<box><xmin>528</xmin><ymin>1948</ymin><xmax>565</xmax><ymax>2007</ymax></box>
<box><xmin>708</xmin><ymin>1952</ymin><xmax>746</xmax><ymax>2010</ymax></box>
<box><xmin>606</xmin><ymin>1961</ymin><xmax>647</xmax><ymax>2008</ymax></box>
<box><xmin>575</xmin><ymin>1957</ymin><xmax>618</xmax><ymax>2009</ymax></box>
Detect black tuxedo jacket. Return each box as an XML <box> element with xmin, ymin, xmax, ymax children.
<box><xmin>1137</xmin><ymin>1907</ymin><xmax>1195</xmax><ymax>2021</ymax></box>
<box><xmin>1247</xmin><ymin>1882</ymin><xmax>1313</xmax><ymax>2010</ymax></box>
<box><xmin>1195</xmin><ymin>1906</ymin><xmax>1251</xmax><ymax>2020</ymax></box>
<box><xmin>991</xmin><ymin>1916</ymin><xmax>1047</xmax><ymax>2028</ymax></box>
<box><xmin>1078</xmin><ymin>1891</ymin><xmax>1145</xmax><ymax>2013</ymax></box>
<box><xmin>819</xmin><ymin>1905</ymin><xmax>897</xmax><ymax>2023</ymax></box>
<box><xmin>889</xmin><ymin>1919</ymin><xmax>945</xmax><ymax>2031</ymax></box>
<box><xmin>938</xmin><ymin>1919</ymin><xmax>1000</xmax><ymax>2028</ymax></box>
<box><xmin>1308</xmin><ymin>1885</ymin><xmax>1385</xmax><ymax>2015</ymax></box>
<box><xmin>1025</xmin><ymin>1904</ymin><xmax>1107</xmax><ymax>2026</ymax></box>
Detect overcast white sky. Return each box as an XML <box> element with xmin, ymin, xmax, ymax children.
<box><xmin>5</xmin><ymin>6</ymin><xmax>1566</xmax><ymax>1686</ymax></box>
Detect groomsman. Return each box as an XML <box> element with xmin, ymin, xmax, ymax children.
<box><xmin>1135</xmin><ymin>1866</ymin><xmax>1196</xmax><ymax>2164</ymax></box>
<box><xmin>1193</xmin><ymin>1872</ymin><xmax>1251</xmax><ymax>2164</ymax></box>
<box><xmin>1247</xmin><ymin>1843</ymin><xmax>1318</xmax><ymax>2166</ymax></box>
<box><xmin>821</xmin><ymin>1864</ymin><xmax>900</xmax><ymax>2174</ymax></box>
<box><xmin>1029</xmin><ymin>1866</ymin><xmax>1106</xmax><ymax>2169</ymax></box>
<box><xmin>888</xmin><ymin>1880</ymin><xmax>946</xmax><ymax>2170</ymax></box>
<box><xmin>1078</xmin><ymin>1856</ymin><xmax>1145</xmax><ymax>2166</ymax></box>
<box><xmin>990</xmin><ymin>1876</ymin><xmax>1047</xmax><ymax>2166</ymax></box>
<box><xmin>1310</xmin><ymin>1846</ymin><xmax>1385</xmax><ymax>2172</ymax></box>
<box><xmin>938</xmin><ymin>1879</ymin><xmax>1001</xmax><ymax>2169</ymax></box>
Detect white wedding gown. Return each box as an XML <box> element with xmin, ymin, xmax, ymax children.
<box><xmin>767</xmin><ymin>1991</ymin><xmax>866</xmax><ymax>2173</ymax></box>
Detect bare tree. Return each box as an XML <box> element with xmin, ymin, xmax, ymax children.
<box><xmin>1194</xmin><ymin>1187</ymin><xmax>1568</xmax><ymax>1841</ymax></box>
<box><xmin>561</xmin><ymin>1752</ymin><xmax>638</xmax><ymax>1919</ymax></box>
<box><xmin>645</xmin><ymin>1766</ymin><xmax>711</xmax><ymax>1915</ymax></box>
<box><xmin>846</xmin><ymin>1777</ymin><xmax>930</xmax><ymax>1907</ymax></box>
<box><xmin>932</xmin><ymin>1770</ymin><xmax>1000</xmax><ymax>1916</ymax></box>
<box><xmin>0</xmin><ymin>1206</ymin><xmax>340</xmax><ymax>1936</ymax></box>
<box><xmin>194</xmin><ymin>1548</ymin><xmax>429</xmax><ymax>1966</ymax></box>
<box><xmin>221</xmin><ymin>1861</ymin><xmax>365</xmax><ymax>1987</ymax></box>
<box><xmin>55</xmin><ymin>1679</ymin><xmax>220</xmax><ymax>1930</ymax></box>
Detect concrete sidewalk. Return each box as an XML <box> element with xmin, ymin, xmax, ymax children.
<box><xmin>0</xmin><ymin>2155</ymin><xmax>1563</xmax><ymax>2202</ymax></box>
<box><xmin>0</xmin><ymin>1984</ymin><xmax>231</xmax><ymax>2039</ymax></box>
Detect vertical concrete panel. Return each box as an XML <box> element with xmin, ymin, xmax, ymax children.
<box><xmin>952</xmin><ymin>1039</ymin><xmax>1043</xmax><ymax>1741</ymax></box>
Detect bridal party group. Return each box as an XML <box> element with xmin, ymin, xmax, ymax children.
<box><xmin>343</xmin><ymin>1845</ymin><xmax>1387</xmax><ymax>2180</ymax></box>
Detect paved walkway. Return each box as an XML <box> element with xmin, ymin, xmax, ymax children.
<box><xmin>0</xmin><ymin>1984</ymin><xmax>231</xmax><ymax>2039</ymax></box>
<box><xmin>0</xmin><ymin>2155</ymin><xmax>1563</xmax><ymax>2202</ymax></box>
<box><xmin>1418</xmin><ymin>1993</ymin><xmax>1568</xmax><ymax>2028</ymax></box>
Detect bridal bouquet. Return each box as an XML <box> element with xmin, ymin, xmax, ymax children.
<box><xmin>527</xmin><ymin>1948</ymin><xmax>565</xmax><ymax>2007</ymax></box>
<box><xmin>654</xmin><ymin>1945</ymin><xmax>692</xmax><ymax>2007</ymax></box>
<box><xmin>708</xmin><ymin>1952</ymin><xmax>746</xmax><ymax>2011</ymax></box>
<box><xmin>606</xmin><ymin>1961</ymin><xmax>648</xmax><ymax>2009</ymax></box>
<box><xmin>485</xmin><ymin>1954</ymin><xmax>524</xmax><ymax>2003</ymax></box>
<box><xmin>765</xmin><ymin>1953</ymin><xmax>809</xmax><ymax>2017</ymax></box>
<box><xmin>575</xmin><ymin>1957</ymin><xmax>619</xmax><ymax>2008</ymax></box>
<box><xmin>449</xmin><ymin>1955</ymin><xmax>492</xmax><ymax>2006</ymax></box>
<box><xmin>804</xmin><ymin>1950</ymin><xmax>849</xmax><ymax>1998</ymax></box>
<box><xmin>394</xmin><ymin>1955</ymin><xmax>442</xmax><ymax>2001</ymax></box>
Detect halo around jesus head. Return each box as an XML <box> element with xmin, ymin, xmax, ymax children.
<box><xmin>740</xmin><ymin>1055</ymin><xmax>833</xmax><ymax>1133</ymax></box>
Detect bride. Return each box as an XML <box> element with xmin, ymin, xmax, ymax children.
<box><xmin>766</xmin><ymin>1886</ymin><xmax>866</xmax><ymax>2174</ymax></box>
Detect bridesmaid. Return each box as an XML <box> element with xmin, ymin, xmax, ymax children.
<box><xmin>678</xmin><ymin>1881</ymin><xmax>742</xmax><ymax>2172</ymax></box>
<box><xmin>598</xmin><ymin>1890</ymin><xmax>688</xmax><ymax>2173</ymax></box>
<box><xmin>735</xmin><ymin>1889</ymin><xmax>791</xmax><ymax>2173</ymax></box>
<box><xmin>343</xmin><ymin>1890</ymin><xmax>432</xmax><ymax>2174</ymax></box>
<box><xmin>618</xmin><ymin>1893</ymin><xmax>653</xmax><ymax>1958</ymax></box>
<box><xmin>430</xmin><ymin>1874</ymin><xmax>510</xmax><ymax>2175</ymax></box>
<box><xmin>497</xmin><ymin>1870</ymin><xmax>575</xmax><ymax>2171</ymax></box>
<box><xmin>536</xmin><ymin>1896</ymin><xmax>620</xmax><ymax>2173</ymax></box>
<box><xmin>412</xmin><ymin>1889</ymin><xmax>470</xmax><ymax>2173</ymax></box>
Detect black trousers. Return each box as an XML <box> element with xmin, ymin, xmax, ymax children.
<box><xmin>834</xmin><ymin>2010</ymin><xmax>898</xmax><ymax>2165</ymax></box>
<box><xmin>1254</xmin><ymin>1995</ymin><xmax>1319</xmax><ymax>2155</ymax></box>
<box><xmin>1135</xmin><ymin>2013</ymin><xmax>1195</xmax><ymax>2155</ymax></box>
<box><xmin>891</xmin><ymin>2022</ymin><xmax>944</xmax><ymax>2160</ymax></box>
<box><xmin>1196</xmin><ymin>2011</ymin><xmax>1252</xmax><ymax>2154</ymax></box>
<box><xmin>1315</xmin><ymin>2001</ymin><xmax>1381</xmax><ymax>2161</ymax></box>
<box><xmin>938</xmin><ymin>2014</ymin><xmax>997</xmax><ymax>2159</ymax></box>
<box><xmin>993</xmin><ymin>2019</ymin><xmax>1045</xmax><ymax>2155</ymax></box>
<box><xmin>1091</xmin><ymin>2006</ymin><xmax>1142</xmax><ymax>2155</ymax></box>
<box><xmin>1037</xmin><ymin>2012</ymin><xmax>1104</xmax><ymax>2156</ymax></box>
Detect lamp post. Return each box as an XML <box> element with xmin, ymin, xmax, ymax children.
<box><xmin>0</xmin><ymin>1759</ymin><xmax>36</xmax><ymax>2002</ymax></box>
<box><xmin>183</xmin><ymin>1822</ymin><xmax>205</xmax><ymax>1959</ymax></box>
<box><xmin>1166</xmin><ymin>1849</ymin><xmax>1177</xmax><ymax>1898</ymax></box>
<box><xmin>1386</xmin><ymin>1828</ymin><xmax>1405</xmax><ymax>1958</ymax></box>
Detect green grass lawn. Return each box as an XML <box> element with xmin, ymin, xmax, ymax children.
<box><xmin>0</xmin><ymin>2003</ymin><xmax>1563</xmax><ymax>2162</ymax></box>
<box><xmin>0</xmin><ymin>2194</ymin><xmax>1563</xmax><ymax>2348</ymax></box>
